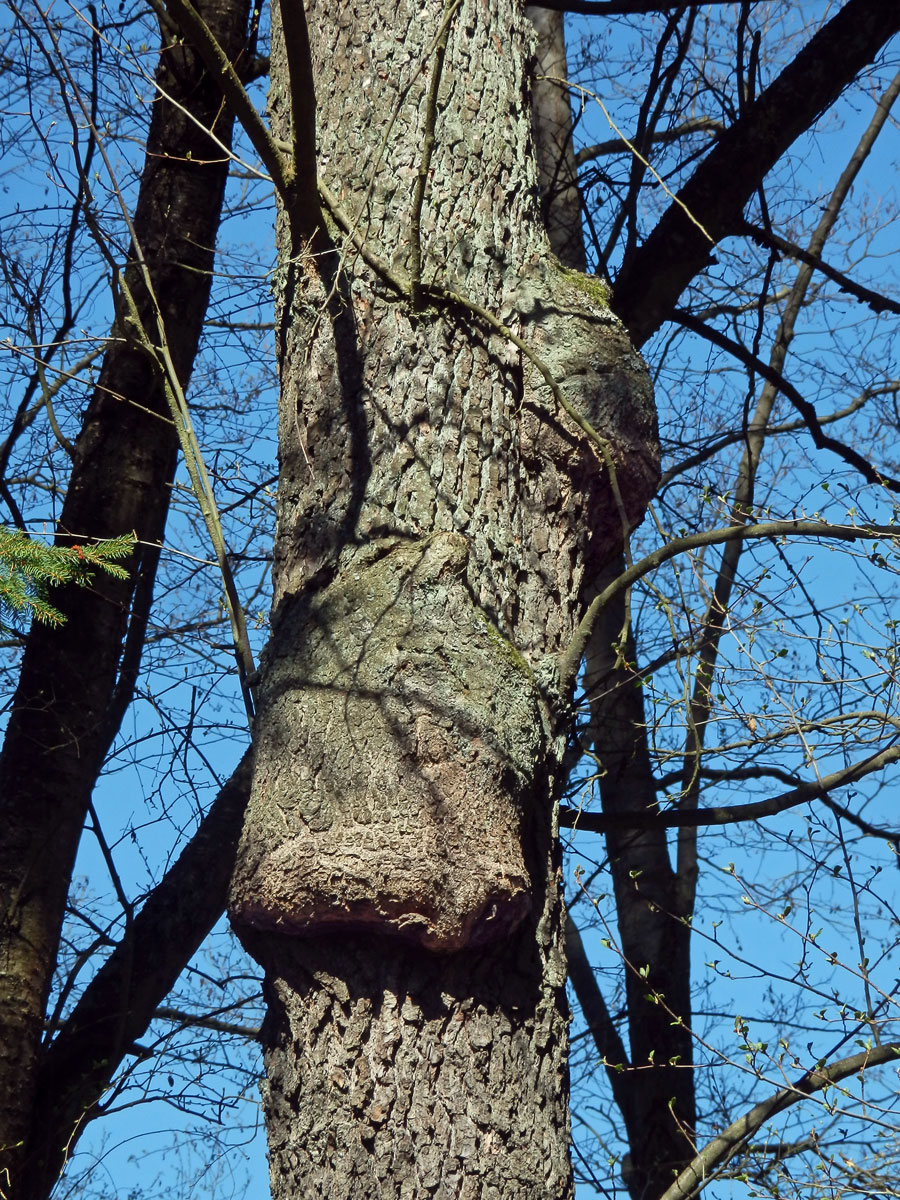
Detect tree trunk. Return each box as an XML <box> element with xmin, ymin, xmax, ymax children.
<box><xmin>525</xmin><ymin>7</ymin><xmax>586</xmax><ymax>272</ymax></box>
<box><xmin>227</xmin><ymin>0</ymin><xmax>657</xmax><ymax>1194</ymax></box>
<box><xmin>0</xmin><ymin>0</ymin><xmax>252</xmax><ymax>1191</ymax></box>
<box><xmin>523</xmin><ymin>13</ymin><xmax>694</xmax><ymax>1195</ymax></box>
<box><xmin>583</xmin><ymin>588</ymin><xmax>697</xmax><ymax>1200</ymax></box>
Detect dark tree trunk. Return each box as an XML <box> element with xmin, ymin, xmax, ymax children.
<box><xmin>523</xmin><ymin>13</ymin><xmax>694</xmax><ymax>1196</ymax></box>
<box><xmin>525</xmin><ymin>6</ymin><xmax>586</xmax><ymax>272</ymax></box>
<box><xmin>0</xmin><ymin>0</ymin><xmax>252</xmax><ymax>1192</ymax></box>
<box><xmin>227</xmin><ymin>0</ymin><xmax>657</xmax><ymax>1194</ymax></box>
<box><xmin>583</xmin><ymin>589</ymin><xmax>697</xmax><ymax>1200</ymax></box>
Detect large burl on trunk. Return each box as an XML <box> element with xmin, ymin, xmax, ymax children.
<box><xmin>228</xmin><ymin>1</ymin><xmax>657</xmax><ymax>1194</ymax></box>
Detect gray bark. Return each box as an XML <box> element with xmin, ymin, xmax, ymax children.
<box><xmin>228</xmin><ymin>0</ymin><xmax>658</xmax><ymax>1193</ymax></box>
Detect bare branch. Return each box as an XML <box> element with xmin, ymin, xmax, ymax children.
<box><xmin>575</xmin><ymin>116</ymin><xmax>721</xmax><ymax>166</ymax></box>
<box><xmin>530</xmin><ymin>0</ymin><xmax>738</xmax><ymax>14</ymax></box>
<box><xmin>613</xmin><ymin>0</ymin><xmax>900</xmax><ymax>346</ymax></box>
<box><xmin>163</xmin><ymin>0</ymin><xmax>294</xmax><ymax>197</ymax></box>
<box><xmin>659</xmin><ymin>388</ymin><xmax>894</xmax><ymax>489</ymax></box>
<box><xmin>560</xmin><ymin>743</ymin><xmax>900</xmax><ymax>831</ymax></box>
<box><xmin>741</xmin><ymin>219</ymin><xmax>900</xmax><ymax>316</ymax></box>
<box><xmin>565</xmin><ymin>914</ymin><xmax>635</xmax><ymax>1133</ymax></box>
<box><xmin>673</xmin><ymin>308</ymin><xmax>900</xmax><ymax>493</ymax></box>
<box><xmin>26</xmin><ymin>753</ymin><xmax>252</xmax><ymax>1195</ymax></box>
<box><xmin>659</xmin><ymin>1043</ymin><xmax>900</xmax><ymax>1200</ymax></box>
<box><xmin>560</xmin><ymin>518</ymin><xmax>900</xmax><ymax>694</ymax></box>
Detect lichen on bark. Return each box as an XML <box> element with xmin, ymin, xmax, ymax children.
<box><xmin>226</xmin><ymin>0</ymin><xmax>659</xmax><ymax>1193</ymax></box>
<box><xmin>230</xmin><ymin>531</ymin><xmax>547</xmax><ymax>952</ymax></box>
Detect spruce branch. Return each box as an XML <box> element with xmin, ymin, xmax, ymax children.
<box><xmin>0</xmin><ymin>528</ymin><xmax>135</xmax><ymax>630</ymax></box>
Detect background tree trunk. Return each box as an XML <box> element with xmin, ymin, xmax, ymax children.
<box><xmin>0</xmin><ymin>0</ymin><xmax>252</xmax><ymax>1191</ymax></box>
<box><xmin>226</xmin><ymin>0</ymin><xmax>657</xmax><ymax>1194</ymax></box>
<box><xmin>525</xmin><ymin>13</ymin><xmax>695</xmax><ymax>1196</ymax></box>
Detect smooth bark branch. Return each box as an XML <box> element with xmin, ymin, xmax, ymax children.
<box><xmin>164</xmin><ymin>0</ymin><xmax>293</xmax><ymax>196</ymax></box>
<box><xmin>559</xmin><ymin>743</ymin><xmax>900</xmax><ymax>831</ymax></box>
<box><xmin>409</xmin><ymin>0</ymin><xmax>462</xmax><ymax>309</ymax></box>
<box><xmin>613</xmin><ymin>0</ymin><xmax>900</xmax><ymax>346</ymax></box>
<box><xmin>24</xmin><ymin>754</ymin><xmax>252</xmax><ymax>1200</ymax></box>
<box><xmin>317</xmin><ymin>180</ymin><xmax>413</xmax><ymax>295</ymax></box>
<box><xmin>275</xmin><ymin>0</ymin><xmax>316</xmax><ymax>196</ymax></box>
<box><xmin>659</xmin><ymin>1044</ymin><xmax>900</xmax><ymax>1200</ymax></box>
<box><xmin>115</xmin><ymin>271</ymin><xmax>259</xmax><ymax>722</ymax></box>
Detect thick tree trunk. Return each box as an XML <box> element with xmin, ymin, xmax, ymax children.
<box><xmin>227</xmin><ymin>0</ymin><xmax>657</xmax><ymax>1194</ymax></box>
<box><xmin>0</xmin><ymin>0</ymin><xmax>251</xmax><ymax>1192</ymax></box>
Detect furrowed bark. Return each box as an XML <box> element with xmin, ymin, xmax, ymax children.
<box><xmin>0</xmin><ymin>0</ymin><xmax>251</xmax><ymax>1192</ymax></box>
<box><xmin>227</xmin><ymin>0</ymin><xmax>658</xmax><ymax>1193</ymax></box>
<box><xmin>612</xmin><ymin>0</ymin><xmax>900</xmax><ymax>347</ymax></box>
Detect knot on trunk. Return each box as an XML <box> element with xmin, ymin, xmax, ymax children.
<box><xmin>229</xmin><ymin>533</ymin><xmax>546</xmax><ymax>953</ymax></box>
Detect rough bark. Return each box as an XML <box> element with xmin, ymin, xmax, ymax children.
<box><xmin>227</xmin><ymin>0</ymin><xmax>657</xmax><ymax>1194</ymax></box>
<box><xmin>0</xmin><ymin>0</ymin><xmax>251</xmax><ymax>1192</ymax></box>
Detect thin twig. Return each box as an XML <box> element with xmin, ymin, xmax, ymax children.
<box><xmin>560</xmin><ymin>517</ymin><xmax>900</xmax><ymax>695</ymax></box>
<box><xmin>559</xmin><ymin>742</ymin><xmax>900</xmax><ymax>831</ymax></box>
<box><xmin>163</xmin><ymin>0</ymin><xmax>293</xmax><ymax>196</ymax></box>
<box><xmin>37</xmin><ymin>16</ymin><xmax>260</xmax><ymax>724</ymax></box>
<box><xmin>410</xmin><ymin>0</ymin><xmax>462</xmax><ymax>309</ymax></box>
<box><xmin>659</xmin><ymin>1043</ymin><xmax>900</xmax><ymax>1200</ymax></box>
